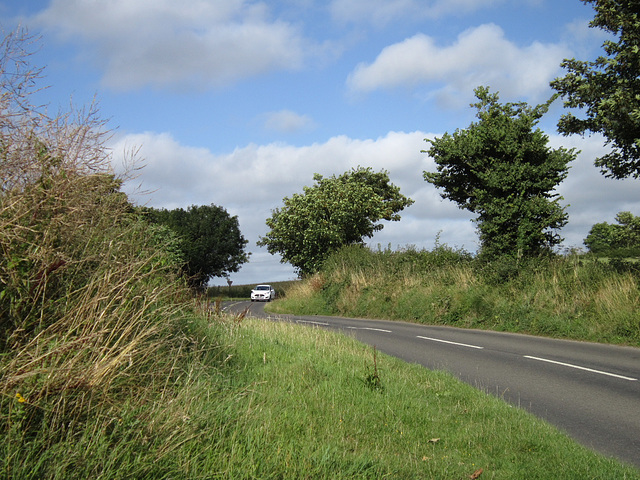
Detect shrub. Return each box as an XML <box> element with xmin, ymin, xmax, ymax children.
<box><xmin>0</xmin><ymin>28</ymin><xmax>197</xmax><ymax>458</ymax></box>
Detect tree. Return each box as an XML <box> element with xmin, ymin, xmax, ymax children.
<box><xmin>144</xmin><ymin>204</ymin><xmax>249</xmax><ymax>289</ymax></box>
<box><xmin>584</xmin><ymin>211</ymin><xmax>640</xmax><ymax>255</ymax></box>
<box><xmin>257</xmin><ymin>167</ymin><xmax>414</xmax><ymax>275</ymax></box>
<box><xmin>551</xmin><ymin>0</ymin><xmax>640</xmax><ymax>178</ymax></box>
<box><xmin>423</xmin><ymin>87</ymin><xmax>577</xmax><ymax>260</ymax></box>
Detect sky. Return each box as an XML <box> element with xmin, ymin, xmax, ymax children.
<box><xmin>3</xmin><ymin>0</ymin><xmax>640</xmax><ymax>286</ymax></box>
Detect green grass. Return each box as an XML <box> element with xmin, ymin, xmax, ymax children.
<box><xmin>206</xmin><ymin>318</ymin><xmax>639</xmax><ymax>479</ymax></box>
<box><xmin>5</xmin><ymin>314</ymin><xmax>639</xmax><ymax>478</ymax></box>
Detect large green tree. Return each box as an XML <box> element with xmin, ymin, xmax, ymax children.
<box><xmin>257</xmin><ymin>167</ymin><xmax>414</xmax><ymax>275</ymax></box>
<box><xmin>551</xmin><ymin>0</ymin><xmax>640</xmax><ymax>178</ymax></box>
<box><xmin>143</xmin><ymin>204</ymin><xmax>249</xmax><ymax>289</ymax></box>
<box><xmin>424</xmin><ymin>87</ymin><xmax>577</xmax><ymax>260</ymax></box>
<box><xmin>584</xmin><ymin>211</ymin><xmax>640</xmax><ymax>255</ymax></box>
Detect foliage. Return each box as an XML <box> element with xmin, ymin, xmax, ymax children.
<box><xmin>584</xmin><ymin>211</ymin><xmax>640</xmax><ymax>256</ymax></box>
<box><xmin>423</xmin><ymin>87</ymin><xmax>577</xmax><ymax>260</ymax></box>
<box><xmin>551</xmin><ymin>0</ymin><xmax>640</xmax><ymax>178</ymax></box>
<box><xmin>258</xmin><ymin>167</ymin><xmax>414</xmax><ymax>276</ymax></box>
<box><xmin>0</xmin><ymin>26</ymin><xmax>211</xmax><ymax>475</ymax></box>
<box><xmin>142</xmin><ymin>204</ymin><xmax>249</xmax><ymax>289</ymax></box>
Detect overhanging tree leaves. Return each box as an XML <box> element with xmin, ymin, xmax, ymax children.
<box><xmin>257</xmin><ymin>167</ymin><xmax>414</xmax><ymax>275</ymax></box>
<box><xmin>423</xmin><ymin>87</ymin><xmax>577</xmax><ymax>260</ymax></box>
<box><xmin>143</xmin><ymin>204</ymin><xmax>249</xmax><ymax>289</ymax></box>
<box><xmin>551</xmin><ymin>0</ymin><xmax>640</xmax><ymax>178</ymax></box>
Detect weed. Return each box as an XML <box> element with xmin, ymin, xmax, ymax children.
<box><xmin>363</xmin><ymin>346</ymin><xmax>383</xmax><ymax>392</ymax></box>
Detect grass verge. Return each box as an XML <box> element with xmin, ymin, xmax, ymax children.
<box><xmin>201</xmin><ymin>318</ymin><xmax>639</xmax><ymax>479</ymax></box>
<box><xmin>5</xmin><ymin>314</ymin><xmax>639</xmax><ymax>478</ymax></box>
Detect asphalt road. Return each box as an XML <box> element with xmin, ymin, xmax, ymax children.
<box><xmin>224</xmin><ymin>300</ymin><xmax>640</xmax><ymax>469</ymax></box>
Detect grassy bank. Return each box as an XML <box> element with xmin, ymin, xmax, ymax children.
<box><xmin>203</xmin><ymin>318</ymin><xmax>639</xmax><ymax>478</ymax></box>
<box><xmin>5</xmin><ymin>314</ymin><xmax>640</xmax><ymax>478</ymax></box>
<box><xmin>268</xmin><ymin>245</ymin><xmax>640</xmax><ymax>346</ymax></box>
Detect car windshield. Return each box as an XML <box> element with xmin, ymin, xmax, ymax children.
<box><xmin>256</xmin><ymin>286</ymin><xmax>270</xmax><ymax>290</ymax></box>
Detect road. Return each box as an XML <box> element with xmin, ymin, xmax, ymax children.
<box><xmin>224</xmin><ymin>300</ymin><xmax>640</xmax><ymax>469</ymax></box>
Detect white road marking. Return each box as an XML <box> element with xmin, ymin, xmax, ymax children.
<box><xmin>296</xmin><ymin>320</ymin><xmax>330</xmax><ymax>326</ymax></box>
<box><xmin>346</xmin><ymin>327</ymin><xmax>392</xmax><ymax>333</ymax></box>
<box><xmin>417</xmin><ymin>336</ymin><xmax>484</xmax><ymax>350</ymax></box>
<box><xmin>220</xmin><ymin>301</ymin><xmax>243</xmax><ymax>312</ymax></box>
<box><xmin>524</xmin><ymin>356</ymin><xmax>638</xmax><ymax>381</ymax></box>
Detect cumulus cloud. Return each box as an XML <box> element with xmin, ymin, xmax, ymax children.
<box><xmin>109</xmin><ymin>130</ymin><xmax>640</xmax><ymax>283</ymax></box>
<box><xmin>32</xmin><ymin>0</ymin><xmax>312</xmax><ymax>90</ymax></box>
<box><xmin>112</xmin><ymin>130</ymin><xmax>430</xmax><ymax>211</ymax></box>
<box><xmin>347</xmin><ymin>24</ymin><xmax>570</xmax><ymax>104</ymax></box>
<box><xmin>261</xmin><ymin>110</ymin><xmax>316</xmax><ymax>133</ymax></box>
<box><xmin>552</xmin><ymin>134</ymin><xmax>640</xmax><ymax>249</ymax></box>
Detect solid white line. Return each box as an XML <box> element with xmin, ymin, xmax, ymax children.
<box><xmin>524</xmin><ymin>356</ymin><xmax>638</xmax><ymax>381</ymax></box>
<box><xmin>417</xmin><ymin>336</ymin><xmax>484</xmax><ymax>350</ymax></box>
<box><xmin>346</xmin><ymin>327</ymin><xmax>392</xmax><ymax>333</ymax></box>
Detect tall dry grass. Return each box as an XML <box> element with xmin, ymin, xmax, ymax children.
<box><xmin>273</xmin><ymin>244</ymin><xmax>640</xmax><ymax>345</ymax></box>
<box><xmin>0</xmin><ymin>28</ymin><xmax>202</xmax><ymax>463</ymax></box>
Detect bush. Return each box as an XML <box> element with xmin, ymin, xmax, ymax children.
<box><xmin>0</xmin><ymin>28</ymin><xmax>204</xmax><ymax>468</ymax></box>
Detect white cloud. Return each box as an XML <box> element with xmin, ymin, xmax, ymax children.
<box><xmin>562</xmin><ymin>17</ymin><xmax>614</xmax><ymax>60</ymax></box>
<box><xmin>33</xmin><ymin>0</ymin><xmax>312</xmax><ymax>90</ymax></box>
<box><xmin>552</xmin><ymin>134</ymin><xmax>640</xmax><ymax>250</ymax></box>
<box><xmin>262</xmin><ymin>110</ymin><xmax>316</xmax><ymax>133</ymax></box>
<box><xmin>110</xmin><ymin>129</ymin><xmax>449</xmax><ymax>282</ymax></box>
<box><xmin>347</xmin><ymin>24</ymin><xmax>570</xmax><ymax>104</ymax></box>
<box><xmin>110</xmin><ymin>130</ymin><xmax>640</xmax><ymax>284</ymax></box>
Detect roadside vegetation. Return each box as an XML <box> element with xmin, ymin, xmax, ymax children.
<box><xmin>268</xmin><ymin>244</ymin><xmax>640</xmax><ymax>347</ymax></box>
<box><xmin>1</xmin><ymin>24</ymin><xmax>640</xmax><ymax>478</ymax></box>
<box><xmin>257</xmin><ymin>167</ymin><xmax>414</xmax><ymax>276</ymax></box>
<box><xmin>176</xmin><ymin>318</ymin><xmax>640</xmax><ymax>479</ymax></box>
<box><xmin>0</xmin><ymin>27</ymin><xmax>221</xmax><ymax>478</ymax></box>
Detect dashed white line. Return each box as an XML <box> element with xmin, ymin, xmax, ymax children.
<box><xmin>295</xmin><ymin>320</ymin><xmax>330</xmax><ymax>326</ymax></box>
<box><xmin>287</xmin><ymin>315</ymin><xmax>637</xmax><ymax>383</ymax></box>
<box><xmin>417</xmin><ymin>336</ymin><xmax>484</xmax><ymax>350</ymax></box>
<box><xmin>524</xmin><ymin>356</ymin><xmax>638</xmax><ymax>381</ymax></box>
<box><xmin>346</xmin><ymin>327</ymin><xmax>392</xmax><ymax>333</ymax></box>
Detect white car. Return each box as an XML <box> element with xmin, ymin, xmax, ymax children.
<box><xmin>251</xmin><ymin>284</ymin><xmax>276</xmax><ymax>302</ymax></box>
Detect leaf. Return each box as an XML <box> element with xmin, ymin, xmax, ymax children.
<box><xmin>428</xmin><ymin>438</ymin><xmax>440</xmax><ymax>444</ymax></box>
<box><xmin>469</xmin><ymin>468</ymin><xmax>484</xmax><ymax>479</ymax></box>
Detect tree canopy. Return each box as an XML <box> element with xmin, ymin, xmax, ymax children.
<box><xmin>551</xmin><ymin>0</ymin><xmax>640</xmax><ymax>178</ymax></box>
<box><xmin>257</xmin><ymin>167</ymin><xmax>414</xmax><ymax>276</ymax></box>
<box><xmin>143</xmin><ymin>204</ymin><xmax>249</xmax><ymax>289</ymax></box>
<box><xmin>424</xmin><ymin>87</ymin><xmax>577</xmax><ymax>260</ymax></box>
<box><xmin>584</xmin><ymin>211</ymin><xmax>640</xmax><ymax>255</ymax></box>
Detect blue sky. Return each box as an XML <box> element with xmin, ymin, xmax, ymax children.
<box><xmin>3</xmin><ymin>0</ymin><xmax>639</xmax><ymax>285</ymax></box>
